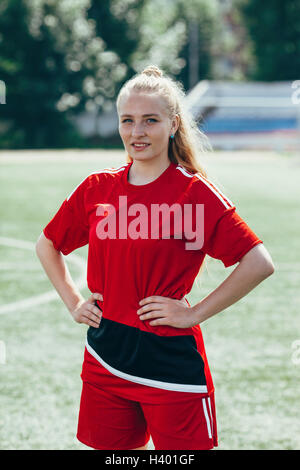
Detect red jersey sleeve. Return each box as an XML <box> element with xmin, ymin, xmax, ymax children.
<box><xmin>190</xmin><ymin>175</ymin><xmax>263</xmax><ymax>268</ymax></box>
<box><xmin>43</xmin><ymin>177</ymin><xmax>90</xmax><ymax>255</ymax></box>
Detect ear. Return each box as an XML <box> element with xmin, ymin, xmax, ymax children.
<box><xmin>171</xmin><ymin>113</ymin><xmax>180</xmax><ymax>135</ymax></box>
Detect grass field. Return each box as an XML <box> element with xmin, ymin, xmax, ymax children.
<box><xmin>0</xmin><ymin>149</ymin><xmax>299</xmax><ymax>450</ymax></box>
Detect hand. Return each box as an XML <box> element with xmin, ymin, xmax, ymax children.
<box><xmin>137</xmin><ymin>295</ymin><xmax>197</xmax><ymax>329</ymax></box>
<box><xmin>71</xmin><ymin>292</ymin><xmax>103</xmax><ymax>328</ymax></box>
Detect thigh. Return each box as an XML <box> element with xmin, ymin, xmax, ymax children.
<box><xmin>77</xmin><ymin>381</ymin><xmax>151</xmax><ymax>450</ymax></box>
<box><xmin>141</xmin><ymin>393</ymin><xmax>218</xmax><ymax>450</ymax></box>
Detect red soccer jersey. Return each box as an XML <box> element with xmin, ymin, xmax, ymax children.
<box><xmin>43</xmin><ymin>161</ymin><xmax>263</xmax><ymax>397</ymax></box>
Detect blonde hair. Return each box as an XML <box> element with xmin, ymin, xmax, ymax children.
<box><xmin>116</xmin><ymin>65</ymin><xmax>212</xmax><ymax>178</ymax></box>
<box><xmin>116</xmin><ymin>64</ymin><xmax>211</xmax><ymax>280</ymax></box>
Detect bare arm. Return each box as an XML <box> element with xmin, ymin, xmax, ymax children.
<box><xmin>35</xmin><ymin>232</ymin><xmax>102</xmax><ymax>328</ymax></box>
<box><xmin>137</xmin><ymin>243</ymin><xmax>275</xmax><ymax>328</ymax></box>
<box><xmin>191</xmin><ymin>243</ymin><xmax>275</xmax><ymax>324</ymax></box>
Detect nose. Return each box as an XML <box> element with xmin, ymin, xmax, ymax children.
<box><xmin>131</xmin><ymin>122</ymin><xmax>146</xmax><ymax>136</ymax></box>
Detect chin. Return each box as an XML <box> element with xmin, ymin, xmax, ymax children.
<box><xmin>128</xmin><ymin>153</ymin><xmax>155</xmax><ymax>162</ymax></box>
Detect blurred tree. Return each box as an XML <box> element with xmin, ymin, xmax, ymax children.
<box><xmin>129</xmin><ymin>1</ymin><xmax>186</xmax><ymax>78</ymax></box>
<box><xmin>87</xmin><ymin>0</ymin><xmax>147</xmax><ymax>86</ymax></box>
<box><xmin>210</xmin><ymin>0</ymin><xmax>254</xmax><ymax>81</ymax></box>
<box><xmin>238</xmin><ymin>0</ymin><xmax>300</xmax><ymax>80</ymax></box>
<box><xmin>0</xmin><ymin>0</ymin><xmax>126</xmax><ymax>149</ymax></box>
<box><xmin>129</xmin><ymin>0</ymin><xmax>218</xmax><ymax>91</ymax></box>
<box><xmin>175</xmin><ymin>0</ymin><xmax>218</xmax><ymax>90</ymax></box>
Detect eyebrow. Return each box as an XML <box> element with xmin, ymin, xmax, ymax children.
<box><xmin>120</xmin><ymin>113</ymin><xmax>160</xmax><ymax>118</ymax></box>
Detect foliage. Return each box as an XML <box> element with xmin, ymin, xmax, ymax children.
<box><xmin>1</xmin><ymin>0</ymin><xmax>297</xmax><ymax>149</ymax></box>
<box><xmin>87</xmin><ymin>0</ymin><xmax>147</xmax><ymax>87</ymax></box>
<box><xmin>238</xmin><ymin>0</ymin><xmax>300</xmax><ymax>80</ymax></box>
<box><xmin>0</xmin><ymin>0</ymin><xmax>126</xmax><ymax>148</ymax></box>
<box><xmin>130</xmin><ymin>0</ymin><xmax>218</xmax><ymax>90</ymax></box>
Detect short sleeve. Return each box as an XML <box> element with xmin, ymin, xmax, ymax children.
<box><xmin>203</xmin><ymin>206</ymin><xmax>263</xmax><ymax>267</ymax></box>
<box><xmin>189</xmin><ymin>175</ymin><xmax>263</xmax><ymax>268</ymax></box>
<box><xmin>43</xmin><ymin>177</ymin><xmax>90</xmax><ymax>255</ymax></box>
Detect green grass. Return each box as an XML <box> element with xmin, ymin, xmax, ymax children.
<box><xmin>0</xmin><ymin>149</ymin><xmax>299</xmax><ymax>450</ymax></box>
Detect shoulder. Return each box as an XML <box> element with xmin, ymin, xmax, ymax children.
<box><xmin>90</xmin><ymin>164</ymin><xmax>128</xmax><ymax>183</ymax></box>
<box><xmin>66</xmin><ymin>164</ymin><xmax>128</xmax><ymax>200</ymax></box>
<box><xmin>175</xmin><ymin>163</ymin><xmax>235</xmax><ymax>211</ymax></box>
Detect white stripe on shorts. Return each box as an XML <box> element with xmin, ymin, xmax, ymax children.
<box><xmin>207</xmin><ymin>396</ymin><xmax>213</xmax><ymax>436</ymax></box>
<box><xmin>202</xmin><ymin>398</ymin><xmax>212</xmax><ymax>439</ymax></box>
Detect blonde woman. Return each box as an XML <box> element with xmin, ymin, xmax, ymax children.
<box><xmin>36</xmin><ymin>65</ymin><xmax>274</xmax><ymax>450</ymax></box>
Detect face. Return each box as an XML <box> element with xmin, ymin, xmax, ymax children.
<box><xmin>118</xmin><ymin>91</ymin><xmax>179</xmax><ymax>164</ymax></box>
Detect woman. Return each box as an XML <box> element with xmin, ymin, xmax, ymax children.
<box><xmin>36</xmin><ymin>65</ymin><xmax>275</xmax><ymax>450</ymax></box>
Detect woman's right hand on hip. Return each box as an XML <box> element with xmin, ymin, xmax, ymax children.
<box><xmin>71</xmin><ymin>292</ymin><xmax>103</xmax><ymax>328</ymax></box>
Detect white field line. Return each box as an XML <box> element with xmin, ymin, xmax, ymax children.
<box><xmin>0</xmin><ymin>236</ymin><xmax>87</xmax><ymax>315</ymax></box>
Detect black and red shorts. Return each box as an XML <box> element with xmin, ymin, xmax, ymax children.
<box><xmin>77</xmin><ymin>347</ymin><xmax>218</xmax><ymax>450</ymax></box>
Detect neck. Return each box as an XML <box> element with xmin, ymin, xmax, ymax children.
<box><xmin>128</xmin><ymin>157</ymin><xmax>171</xmax><ymax>185</ymax></box>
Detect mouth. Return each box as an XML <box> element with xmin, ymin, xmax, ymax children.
<box><xmin>131</xmin><ymin>143</ymin><xmax>151</xmax><ymax>151</ymax></box>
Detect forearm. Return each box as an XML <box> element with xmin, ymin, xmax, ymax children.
<box><xmin>35</xmin><ymin>234</ymin><xmax>85</xmax><ymax>313</ymax></box>
<box><xmin>192</xmin><ymin>245</ymin><xmax>275</xmax><ymax>324</ymax></box>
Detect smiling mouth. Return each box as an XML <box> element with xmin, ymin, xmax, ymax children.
<box><xmin>132</xmin><ymin>143</ymin><xmax>151</xmax><ymax>150</ymax></box>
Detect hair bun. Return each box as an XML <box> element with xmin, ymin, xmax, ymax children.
<box><xmin>142</xmin><ymin>65</ymin><xmax>163</xmax><ymax>78</ymax></box>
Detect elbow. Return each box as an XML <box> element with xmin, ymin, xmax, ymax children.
<box><xmin>253</xmin><ymin>254</ymin><xmax>275</xmax><ymax>280</ymax></box>
<box><xmin>260</xmin><ymin>247</ymin><xmax>275</xmax><ymax>278</ymax></box>
<box><xmin>262</xmin><ymin>260</ymin><xmax>275</xmax><ymax>278</ymax></box>
<box><xmin>240</xmin><ymin>244</ymin><xmax>275</xmax><ymax>279</ymax></box>
<box><xmin>256</xmin><ymin>252</ymin><xmax>275</xmax><ymax>280</ymax></box>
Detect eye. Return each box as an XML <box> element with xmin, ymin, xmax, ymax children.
<box><xmin>121</xmin><ymin>118</ymin><xmax>158</xmax><ymax>123</ymax></box>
